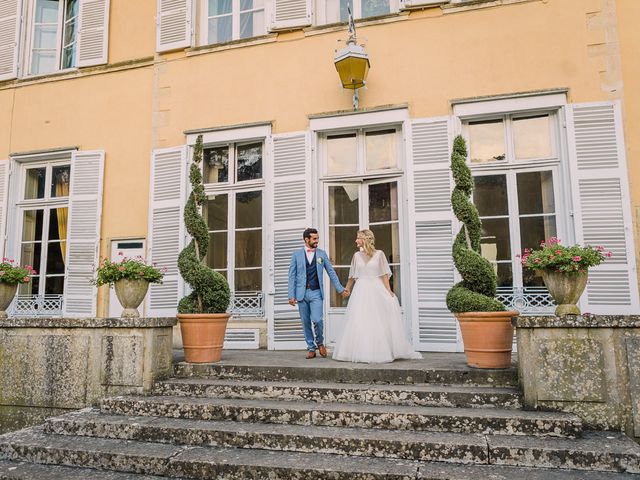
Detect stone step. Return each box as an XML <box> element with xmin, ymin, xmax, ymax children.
<box><xmin>0</xmin><ymin>428</ymin><xmax>638</xmax><ymax>479</ymax></box>
<box><xmin>101</xmin><ymin>395</ymin><xmax>583</xmax><ymax>437</ymax></box>
<box><xmin>173</xmin><ymin>360</ymin><xmax>519</xmax><ymax>387</ymax></box>
<box><xmin>44</xmin><ymin>409</ymin><xmax>640</xmax><ymax>472</ymax></box>
<box><xmin>0</xmin><ymin>459</ymin><xmax>166</xmax><ymax>479</ymax></box>
<box><xmin>153</xmin><ymin>377</ymin><xmax>523</xmax><ymax>409</ymax></box>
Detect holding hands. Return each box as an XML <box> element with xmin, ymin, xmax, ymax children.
<box><xmin>341</xmin><ymin>288</ymin><xmax>351</xmax><ymax>298</ymax></box>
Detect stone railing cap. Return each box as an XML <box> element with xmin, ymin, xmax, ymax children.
<box><xmin>0</xmin><ymin>317</ymin><xmax>178</xmax><ymax>328</ymax></box>
<box><xmin>514</xmin><ymin>315</ymin><xmax>640</xmax><ymax>328</ymax></box>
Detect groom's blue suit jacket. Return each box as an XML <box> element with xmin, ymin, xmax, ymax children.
<box><xmin>288</xmin><ymin>247</ymin><xmax>344</xmax><ymax>301</ymax></box>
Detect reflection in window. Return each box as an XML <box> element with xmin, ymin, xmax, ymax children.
<box><xmin>207</xmin><ymin>0</ymin><xmax>265</xmax><ymax>45</ymax></box>
<box><xmin>513</xmin><ymin>115</ymin><xmax>552</xmax><ymax>161</ymax></box>
<box><xmin>468</xmin><ymin>119</ymin><xmax>505</xmax><ymax>163</ymax></box>
<box><xmin>327</xmin><ymin>133</ymin><xmax>357</xmax><ymax>175</ymax></box>
<box><xmin>365</xmin><ymin>129</ymin><xmax>396</xmax><ymax>171</ymax></box>
<box><xmin>25</xmin><ymin>168</ymin><xmax>46</xmax><ymax>200</ymax></box>
<box><xmin>236</xmin><ymin>143</ymin><xmax>262</xmax><ymax>181</ymax></box>
<box><xmin>51</xmin><ymin>165</ymin><xmax>71</xmax><ymax>197</ymax></box>
<box><xmin>204</xmin><ymin>147</ymin><xmax>229</xmax><ymax>183</ymax></box>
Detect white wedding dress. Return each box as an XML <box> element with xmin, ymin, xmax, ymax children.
<box><xmin>332</xmin><ymin>250</ymin><xmax>423</xmax><ymax>363</ymax></box>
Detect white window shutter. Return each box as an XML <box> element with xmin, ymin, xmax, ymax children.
<box><xmin>267</xmin><ymin>132</ymin><xmax>310</xmax><ymax>349</ymax></box>
<box><xmin>147</xmin><ymin>146</ymin><xmax>186</xmax><ymax>317</ymax></box>
<box><xmin>77</xmin><ymin>0</ymin><xmax>110</xmax><ymax>67</ymax></box>
<box><xmin>0</xmin><ymin>0</ymin><xmax>22</xmax><ymax>81</ymax></box>
<box><xmin>63</xmin><ymin>151</ymin><xmax>104</xmax><ymax>317</ymax></box>
<box><xmin>157</xmin><ymin>0</ymin><xmax>192</xmax><ymax>53</ymax></box>
<box><xmin>406</xmin><ymin>117</ymin><xmax>458</xmax><ymax>352</ymax></box>
<box><xmin>0</xmin><ymin>160</ymin><xmax>9</xmax><ymax>259</ymax></box>
<box><xmin>565</xmin><ymin>102</ymin><xmax>640</xmax><ymax>314</ymax></box>
<box><xmin>269</xmin><ymin>0</ymin><xmax>311</xmax><ymax>31</ymax></box>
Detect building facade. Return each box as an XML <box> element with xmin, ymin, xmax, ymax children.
<box><xmin>0</xmin><ymin>0</ymin><xmax>638</xmax><ymax>351</ymax></box>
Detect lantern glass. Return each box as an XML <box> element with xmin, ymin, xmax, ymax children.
<box><xmin>335</xmin><ymin>55</ymin><xmax>370</xmax><ymax>89</ymax></box>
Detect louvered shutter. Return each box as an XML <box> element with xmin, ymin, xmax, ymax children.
<box><xmin>156</xmin><ymin>0</ymin><xmax>192</xmax><ymax>53</ymax></box>
<box><xmin>63</xmin><ymin>151</ymin><xmax>104</xmax><ymax>317</ymax></box>
<box><xmin>267</xmin><ymin>132</ymin><xmax>310</xmax><ymax>349</ymax></box>
<box><xmin>0</xmin><ymin>160</ymin><xmax>9</xmax><ymax>258</ymax></box>
<box><xmin>407</xmin><ymin>117</ymin><xmax>459</xmax><ymax>352</ymax></box>
<box><xmin>0</xmin><ymin>0</ymin><xmax>22</xmax><ymax>81</ymax></box>
<box><xmin>147</xmin><ymin>146</ymin><xmax>186</xmax><ymax>316</ymax></box>
<box><xmin>76</xmin><ymin>0</ymin><xmax>109</xmax><ymax>67</ymax></box>
<box><xmin>565</xmin><ymin>101</ymin><xmax>640</xmax><ymax>314</ymax></box>
<box><xmin>269</xmin><ymin>0</ymin><xmax>311</xmax><ymax>31</ymax></box>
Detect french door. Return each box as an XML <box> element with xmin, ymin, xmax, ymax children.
<box><xmin>323</xmin><ymin>177</ymin><xmax>405</xmax><ymax>344</ymax></box>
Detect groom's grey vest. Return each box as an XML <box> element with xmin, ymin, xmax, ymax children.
<box><xmin>305</xmin><ymin>251</ymin><xmax>320</xmax><ymax>290</ymax></box>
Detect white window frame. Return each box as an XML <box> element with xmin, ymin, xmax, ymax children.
<box><xmin>316</xmin><ymin>0</ymin><xmax>400</xmax><ymax>25</ymax></box>
<box><xmin>14</xmin><ymin>158</ymin><xmax>71</xmax><ymax>297</ymax></box>
<box><xmin>199</xmin><ymin>0</ymin><xmax>266</xmax><ymax>46</ymax></box>
<box><xmin>23</xmin><ymin>0</ymin><xmax>79</xmax><ymax>77</ymax></box>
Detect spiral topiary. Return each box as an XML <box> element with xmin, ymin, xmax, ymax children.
<box><xmin>177</xmin><ymin>134</ymin><xmax>230</xmax><ymax>314</ymax></box>
<box><xmin>446</xmin><ymin>135</ymin><xmax>505</xmax><ymax>313</ymax></box>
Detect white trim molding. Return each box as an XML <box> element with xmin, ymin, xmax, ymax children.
<box><xmin>309</xmin><ymin>107</ymin><xmax>409</xmax><ymax>132</ymax></box>
<box><xmin>452</xmin><ymin>91</ymin><xmax>567</xmax><ymax>118</ymax></box>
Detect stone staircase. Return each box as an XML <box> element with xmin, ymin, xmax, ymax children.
<box><xmin>0</xmin><ymin>352</ymin><xmax>639</xmax><ymax>479</ymax></box>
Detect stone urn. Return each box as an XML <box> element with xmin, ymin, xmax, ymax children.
<box><xmin>539</xmin><ymin>270</ymin><xmax>588</xmax><ymax>316</ymax></box>
<box><xmin>114</xmin><ymin>278</ymin><xmax>149</xmax><ymax>318</ymax></box>
<box><xmin>0</xmin><ymin>283</ymin><xmax>17</xmax><ymax>319</ymax></box>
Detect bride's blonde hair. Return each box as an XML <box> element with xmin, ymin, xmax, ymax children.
<box><xmin>357</xmin><ymin>229</ymin><xmax>376</xmax><ymax>257</ymax></box>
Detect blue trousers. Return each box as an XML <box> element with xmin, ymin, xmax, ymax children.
<box><xmin>297</xmin><ymin>288</ymin><xmax>324</xmax><ymax>351</ymax></box>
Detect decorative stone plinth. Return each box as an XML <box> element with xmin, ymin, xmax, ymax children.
<box><xmin>0</xmin><ymin>316</ymin><xmax>176</xmax><ymax>433</ymax></box>
<box><xmin>514</xmin><ymin>314</ymin><xmax>640</xmax><ymax>440</ymax></box>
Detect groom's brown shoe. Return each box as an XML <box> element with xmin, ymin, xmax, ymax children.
<box><xmin>318</xmin><ymin>344</ymin><xmax>327</xmax><ymax>358</ymax></box>
<box><xmin>306</xmin><ymin>350</ymin><xmax>316</xmax><ymax>359</ymax></box>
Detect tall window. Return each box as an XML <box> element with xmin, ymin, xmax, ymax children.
<box><xmin>203</xmin><ymin>142</ymin><xmax>263</xmax><ymax>292</ymax></box>
<box><xmin>318</xmin><ymin>0</ymin><xmax>399</xmax><ymax>24</ymax></box>
<box><xmin>204</xmin><ymin>0</ymin><xmax>265</xmax><ymax>45</ymax></box>
<box><xmin>17</xmin><ymin>162</ymin><xmax>71</xmax><ymax>297</ymax></box>
<box><xmin>465</xmin><ymin>112</ymin><xmax>561</xmax><ymax>290</ymax></box>
<box><xmin>29</xmin><ymin>0</ymin><xmax>79</xmax><ymax>75</ymax></box>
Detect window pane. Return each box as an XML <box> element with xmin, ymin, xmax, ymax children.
<box><xmin>65</xmin><ymin>0</ymin><xmax>79</xmax><ymax>18</ymax></box>
<box><xmin>208</xmin><ymin>15</ymin><xmax>232</xmax><ymax>44</ymax></box>
<box><xmin>51</xmin><ymin>165</ymin><xmax>70</xmax><ymax>197</ymax></box>
<box><xmin>45</xmin><ymin>275</ymin><xmax>64</xmax><ymax>294</ymax></box>
<box><xmin>235</xmin><ymin>268</ymin><xmax>261</xmax><ymax>291</ymax></box>
<box><xmin>480</xmin><ymin>218</ymin><xmax>511</xmax><ymax>261</ymax></box>
<box><xmin>48</xmin><ymin>208</ymin><xmax>68</xmax><ymax>241</ymax></box>
<box><xmin>473</xmin><ymin>175</ymin><xmax>508</xmax><ymax>216</ymax></box>
<box><xmin>235</xmin><ymin>230</ymin><xmax>261</xmax><ymax>268</ymax></box>
<box><xmin>207</xmin><ymin>194</ymin><xmax>228</xmax><ymax>230</ymax></box>
<box><xmin>369</xmin><ymin>223</ymin><xmax>400</xmax><ymax>264</ymax></box>
<box><xmin>206</xmin><ymin>232</ymin><xmax>227</xmax><ymax>270</ymax></box>
<box><xmin>209</xmin><ymin>0</ymin><xmax>232</xmax><ymax>15</ymax></box>
<box><xmin>468</xmin><ymin>119</ymin><xmax>505</xmax><ymax>163</ymax></box>
<box><xmin>328</xmin><ymin>185</ymin><xmax>359</xmax><ymax>224</ymax></box>
<box><xmin>236</xmin><ymin>191</ymin><xmax>262</xmax><ymax>228</ymax></box>
<box><xmin>19</xmin><ymin>276</ymin><xmax>39</xmax><ymax>295</ymax></box>
<box><xmin>25</xmin><ymin>168</ymin><xmax>46</xmax><ymax>199</ymax></box>
<box><xmin>369</xmin><ymin>182</ymin><xmax>398</xmax><ymax>223</ymax></box>
<box><xmin>513</xmin><ymin>115</ymin><xmax>552</xmax><ymax>160</ymax></box>
<box><xmin>327</xmin><ymin>134</ymin><xmax>357</xmax><ymax>175</ymax></box>
<box><xmin>362</xmin><ymin>0</ymin><xmax>390</xmax><ymax>17</ymax></box>
<box><xmin>329</xmin><ymin>226</ymin><xmax>359</xmax><ymax>265</ymax></box>
<box><xmin>237</xmin><ymin>143</ymin><xmax>262</xmax><ymax>181</ymax></box>
<box><xmin>365</xmin><ymin>129</ymin><xmax>396</xmax><ymax>170</ymax></box>
<box><xmin>204</xmin><ymin>146</ymin><xmax>229</xmax><ymax>183</ymax></box>
<box><xmin>523</xmin><ymin>268</ymin><xmax>544</xmax><ymax>288</ymax></box>
<box><xmin>62</xmin><ymin>45</ymin><xmax>76</xmax><ymax>69</ymax></box>
<box><xmin>22</xmin><ymin>210</ymin><xmax>44</xmax><ymax>242</ymax></box>
<box><xmin>517</xmin><ymin>171</ymin><xmax>555</xmax><ymax>215</ymax></box>
<box><xmin>46</xmin><ymin>242</ymin><xmax>65</xmax><ymax>275</ymax></box>
<box><xmin>33</xmin><ymin>25</ymin><xmax>57</xmax><ymax>48</ymax></box>
<box><xmin>330</xmin><ymin>267</ymin><xmax>350</xmax><ymax>307</ymax></box>
<box><xmin>20</xmin><ymin>243</ymin><xmax>42</xmax><ymax>273</ymax></box>
<box><xmin>325</xmin><ymin>0</ymin><xmax>351</xmax><ymax>23</ymax></box>
<box><xmin>495</xmin><ymin>263</ymin><xmax>512</xmax><ymax>287</ymax></box>
<box><xmin>240</xmin><ymin>10</ymin><xmax>265</xmax><ymax>38</ymax></box>
<box><xmin>519</xmin><ymin>215</ymin><xmax>557</xmax><ymax>252</ymax></box>
<box><xmin>31</xmin><ymin>51</ymin><xmax>56</xmax><ymax>74</ymax></box>
<box><xmin>389</xmin><ymin>264</ymin><xmax>401</xmax><ymax>305</ymax></box>
<box><xmin>36</xmin><ymin>0</ymin><xmax>59</xmax><ymax>22</ymax></box>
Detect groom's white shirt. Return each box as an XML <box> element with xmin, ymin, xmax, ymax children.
<box><xmin>305</xmin><ymin>246</ymin><xmax>315</xmax><ymax>264</ymax></box>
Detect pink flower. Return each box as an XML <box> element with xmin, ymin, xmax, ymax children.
<box><xmin>118</xmin><ymin>266</ymin><xmax>125</xmax><ymax>271</ymax></box>
<box><xmin>540</xmin><ymin>241</ymin><xmax>546</xmax><ymax>247</ymax></box>
<box><xmin>596</xmin><ymin>246</ymin><xmax>605</xmax><ymax>252</ymax></box>
<box><xmin>32</xmin><ymin>269</ymin><xmax>37</xmax><ymax>274</ymax></box>
<box><xmin>555</xmin><ymin>250</ymin><xmax>561</xmax><ymax>255</ymax></box>
<box><xmin>534</xmin><ymin>258</ymin><xmax>541</xmax><ymax>263</ymax></box>
<box><xmin>9</xmin><ymin>259</ymin><xmax>13</xmax><ymax>263</ymax></box>
<box><xmin>0</xmin><ymin>271</ymin><xmax>4</xmax><ymax>276</ymax></box>
<box><xmin>22</xmin><ymin>276</ymin><xmax>29</xmax><ymax>282</ymax></box>
<box><xmin>118</xmin><ymin>251</ymin><xmax>124</xmax><ymax>256</ymax></box>
<box><xmin>606</xmin><ymin>251</ymin><xmax>613</xmax><ymax>258</ymax></box>
<box><xmin>573</xmin><ymin>256</ymin><xmax>581</xmax><ymax>261</ymax></box>
<box><xmin>549</xmin><ymin>255</ymin><xmax>554</xmax><ymax>259</ymax></box>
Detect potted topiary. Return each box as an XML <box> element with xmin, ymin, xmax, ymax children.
<box><xmin>177</xmin><ymin>134</ymin><xmax>231</xmax><ymax>363</ymax></box>
<box><xmin>446</xmin><ymin>135</ymin><xmax>518</xmax><ymax>369</ymax></box>
<box><xmin>0</xmin><ymin>259</ymin><xmax>34</xmax><ymax>318</ymax></box>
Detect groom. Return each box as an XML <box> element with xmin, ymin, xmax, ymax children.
<box><xmin>288</xmin><ymin>228</ymin><xmax>348</xmax><ymax>359</ymax></box>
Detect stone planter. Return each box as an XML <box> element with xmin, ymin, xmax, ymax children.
<box><xmin>455</xmin><ymin>310</ymin><xmax>518</xmax><ymax>369</ymax></box>
<box><xmin>539</xmin><ymin>270</ymin><xmax>588</xmax><ymax>316</ymax></box>
<box><xmin>114</xmin><ymin>278</ymin><xmax>149</xmax><ymax>318</ymax></box>
<box><xmin>178</xmin><ymin>313</ymin><xmax>230</xmax><ymax>363</ymax></box>
<box><xmin>0</xmin><ymin>283</ymin><xmax>17</xmax><ymax>319</ymax></box>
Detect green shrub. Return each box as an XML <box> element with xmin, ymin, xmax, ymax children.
<box><xmin>177</xmin><ymin>134</ymin><xmax>230</xmax><ymax>314</ymax></box>
<box><xmin>446</xmin><ymin>135</ymin><xmax>505</xmax><ymax>313</ymax></box>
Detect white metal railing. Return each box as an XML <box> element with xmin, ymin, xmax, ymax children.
<box><xmin>228</xmin><ymin>291</ymin><xmax>265</xmax><ymax>317</ymax></box>
<box><xmin>496</xmin><ymin>286</ymin><xmax>555</xmax><ymax>315</ymax></box>
<box><xmin>8</xmin><ymin>294</ymin><xmax>64</xmax><ymax>317</ymax></box>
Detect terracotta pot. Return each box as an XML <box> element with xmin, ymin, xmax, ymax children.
<box><xmin>455</xmin><ymin>310</ymin><xmax>518</xmax><ymax>369</ymax></box>
<box><xmin>0</xmin><ymin>283</ymin><xmax>17</xmax><ymax>319</ymax></box>
<box><xmin>114</xmin><ymin>278</ymin><xmax>149</xmax><ymax>318</ymax></box>
<box><xmin>539</xmin><ymin>270</ymin><xmax>588</xmax><ymax>316</ymax></box>
<box><xmin>177</xmin><ymin>313</ymin><xmax>230</xmax><ymax>363</ymax></box>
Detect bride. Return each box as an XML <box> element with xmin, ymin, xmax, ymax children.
<box><xmin>332</xmin><ymin>229</ymin><xmax>423</xmax><ymax>364</ymax></box>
